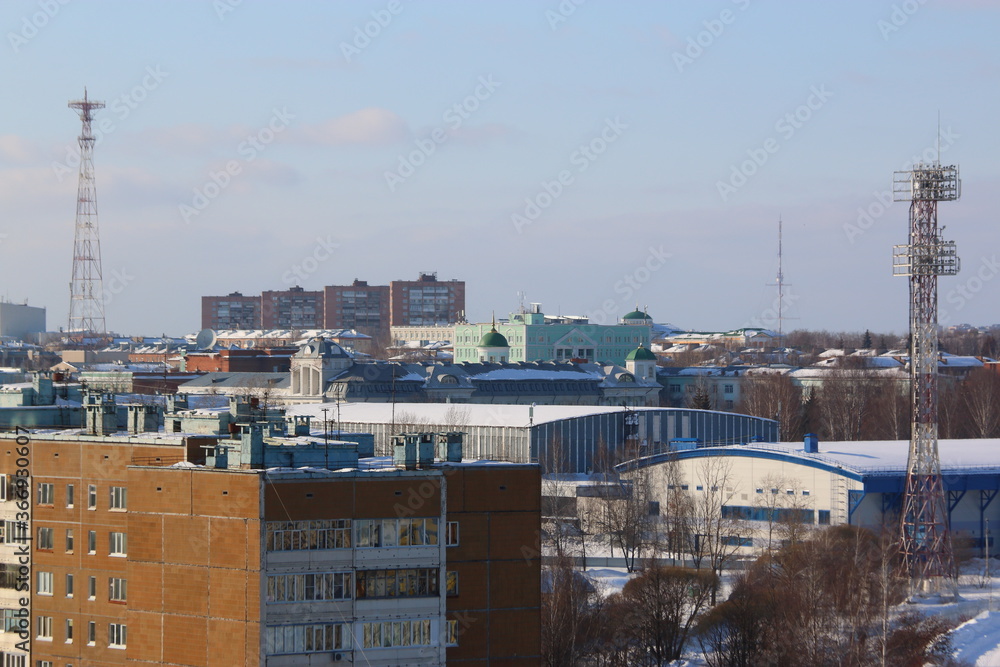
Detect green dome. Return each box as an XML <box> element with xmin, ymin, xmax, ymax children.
<box><xmin>478</xmin><ymin>327</ymin><xmax>509</xmax><ymax>348</ymax></box>
<box><xmin>623</xmin><ymin>309</ymin><xmax>652</xmax><ymax>321</ymax></box>
<box><xmin>626</xmin><ymin>345</ymin><xmax>657</xmax><ymax>361</ymax></box>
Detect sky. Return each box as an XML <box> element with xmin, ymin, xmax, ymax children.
<box><xmin>1</xmin><ymin>1</ymin><xmax>998</xmax><ymax>337</ymax></box>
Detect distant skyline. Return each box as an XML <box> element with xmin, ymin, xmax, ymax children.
<box><xmin>1</xmin><ymin>1</ymin><xmax>998</xmax><ymax>336</ymax></box>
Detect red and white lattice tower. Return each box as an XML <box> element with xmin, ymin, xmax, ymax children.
<box><xmin>892</xmin><ymin>161</ymin><xmax>961</xmax><ymax>600</ymax></box>
<box><xmin>67</xmin><ymin>88</ymin><xmax>107</xmax><ymax>334</ymax></box>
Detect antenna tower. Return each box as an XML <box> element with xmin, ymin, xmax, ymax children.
<box><xmin>892</xmin><ymin>154</ymin><xmax>961</xmax><ymax>600</ymax></box>
<box><xmin>766</xmin><ymin>216</ymin><xmax>792</xmax><ymax>344</ymax></box>
<box><xmin>67</xmin><ymin>88</ymin><xmax>107</xmax><ymax>334</ymax></box>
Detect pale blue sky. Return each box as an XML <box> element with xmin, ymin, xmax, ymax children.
<box><xmin>1</xmin><ymin>1</ymin><xmax>998</xmax><ymax>336</ymax></box>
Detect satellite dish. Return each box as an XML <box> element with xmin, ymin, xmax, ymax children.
<box><xmin>195</xmin><ymin>328</ymin><xmax>217</xmax><ymax>350</ymax></box>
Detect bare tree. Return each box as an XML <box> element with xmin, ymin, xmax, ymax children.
<box><xmin>596</xmin><ymin>466</ymin><xmax>655</xmax><ymax>572</ymax></box>
<box><xmin>690</xmin><ymin>457</ymin><xmax>744</xmax><ymax>604</ymax></box>
<box><xmin>614</xmin><ymin>565</ymin><xmax>717</xmax><ymax>664</ymax></box>
<box><xmin>817</xmin><ymin>365</ymin><xmax>879</xmax><ymax>440</ymax></box>
<box><xmin>738</xmin><ymin>371</ymin><xmax>804</xmax><ymax>441</ymax></box>
<box><xmin>541</xmin><ymin>555</ymin><xmax>602</xmax><ymax>667</ymax></box>
<box><xmin>957</xmin><ymin>368</ymin><xmax>1000</xmax><ymax>438</ymax></box>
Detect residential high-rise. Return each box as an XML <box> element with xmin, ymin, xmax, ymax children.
<box><xmin>1</xmin><ymin>417</ymin><xmax>540</xmax><ymax>666</ymax></box>
<box><xmin>324</xmin><ymin>281</ymin><xmax>391</xmax><ymax>341</ymax></box>
<box><xmin>390</xmin><ymin>273</ymin><xmax>465</xmax><ymax>327</ymax></box>
<box><xmin>261</xmin><ymin>287</ymin><xmax>324</xmax><ymax>330</ymax></box>
<box><xmin>201</xmin><ymin>292</ymin><xmax>262</xmax><ymax>330</ymax></box>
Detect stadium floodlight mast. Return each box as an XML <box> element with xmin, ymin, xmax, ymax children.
<box><xmin>891</xmin><ymin>157</ymin><xmax>961</xmax><ymax>601</ymax></box>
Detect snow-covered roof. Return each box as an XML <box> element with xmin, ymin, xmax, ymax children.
<box><xmin>730</xmin><ymin>439</ymin><xmax>1000</xmax><ymax>473</ymax></box>
<box><xmin>288</xmin><ymin>403</ymin><xmax>721</xmax><ymax>429</ymax></box>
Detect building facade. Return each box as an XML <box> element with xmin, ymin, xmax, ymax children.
<box><xmin>201</xmin><ymin>292</ymin><xmax>261</xmax><ymax>330</ymax></box>
<box><xmin>0</xmin><ymin>425</ymin><xmax>540</xmax><ymax>665</ymax></box>
<box><xmin>389</xmin><ymin>273</ymin><xmax>465</xmax><ymax>327</ymax></box>
<box><xmin>0</xmin><ymin>303</ymin><xmax>46</xmax><ymax>341</ymax></box>
<box><xmin>453</xmin><ymin>306</ymin><xmax>652</xmax><ymax>365</ymax></box>
<box><xmin>324</xmin><ymin>281</ymin><xmax>391</xmax><ymax>341</ymax></box>
<box><xmin>261</xmin><ymin>287</ymin><xmax>325</xmax><ymax>330</ymax></box>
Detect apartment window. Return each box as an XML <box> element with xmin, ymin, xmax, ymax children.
<box><xmin>66</xmin><ymin>484</ymin><xmax>74</xmax><ymax>508</ymax></box>
<box><xmin>264</xmin><ymin>623</ymin><xmax>349</xmax><ymax>654</ymax></box>
<box><xmin>803</xmin><ymin>490</ymin><xmax>811</xmax><ymax>496</ymax></box>
<box><xmin>87</xmin><ymin>531</ymin><xmax>96</xmax><ymax>554</ymax></box>
<box><xmin>446</xmin><ymin>619</ymin><xmax>459</xmax><ymax>646</ymax></box>
<box><xmin>36</xmin><ymin>527</ymin><xmax>53</xmax><ymax>551</ymax></box>
<box><xmin>446</xmin><ymin>521</ymin><xmax>459</xmax><ymax>547</ymax></box>
<box><xmin>37</xmin><ymin>483</ymin><xmax>54</xmax><ymax>506</ymax></box>
<box><xmin>87</xmin><ymin>622</ymin><xmax>95</xmax><ymax>644</ymax></box>
<box><xmin>265</xmin><ymin>519</ymin><xmax>351</xmax><ymax>551</ymax></box>
<box><xmin>108</xmin><ymin>623</ymin><xmax>126</xmax><ymax>648</ymax></box>
<box><xmin>356</xmin><ymin>569</ymin><xmax>438</xmax><ymax>599</ymax></box>
<box><xmin>36</xmin><ymin>572</ymin><xmax>53</xmax><ymax>596</ymax></box>
<box><xmin>446</xmin><ymin>570</ymin><xmax>459</xmax><ymax>597</ymax></box>
<box><xmin>108</xmin><ymin>578</ymin><xmax>127</xmax><ymax>602</ymax></box>
<box><xmin>361</xmin><ymin>619</ymin><xmax>432</xmax><ymax>649</ymax></box>
<box><xmin>1</xmin><ymin>609</ymin><xmax>20</xmax><ymax>632</ymax></box>
<box><xmin>354</xmin><ymin>518</ymin><xmax>438</xmax><ymax>548</ymax></box>
<box><xmin>0</xmin><ymin>475</ymin><xmax>7</xmax><ymax>502</ymax></box>
<box><xmin>36</xmin><ymin>662</ymin><xmax>51</xmax><ymax>667</ymax></box>
<box><xmin>65</xmin><ymin>574</ymin><xmax>73</xmax><ymax>598</ymax></box>
<box><xmin>36</xmin><ymin>616</ymin><xmax>52</xmax><ymax>640</ymax></box>
<box><xmin>266</xmin><ymin>572</ymin><xmax>350</xmax><ymax>603</ymax></box>
<box><xmin>724</xmin><ymin>384</ymin><xmax>734</xmax><ymax>394</ymax></box>
<box><xmin>87</xmin><ymin>485</ymin><xmax>96</xmax><ymax>510</ymax></box>
<box><xmin>65</xmin><ymin>529</ymin><xmax>73</xmax><ymax>553</ymax></box>
<box><xmin>65</xmin><ymin>618</ymin><xmax>73</xmax><ymax>643</ymax></box>
<box><xmin>109</xmin><ymin>532</ymin><xmax>127</xmax><ymax>556</ymax></box>
<box><xmin>109</xmin><ymin>487</ymin><xmax>127</xmax><ymax>511</ymax></box>
<box><xmin>88</xmin><ymin>577</ymin><xmax>96</xmax><ymax>600</ymax></box>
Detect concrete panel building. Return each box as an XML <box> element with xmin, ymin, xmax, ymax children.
<box><xmin>261</xmin><ymin>287</ymin><xmax>324</xmax><ymax>330</ymax></box>
<box><xmin>390</xmin><ymin>273</ymin><xmax>465</xmax><ymax>327</ymax></box>
<box><xmin>324</xmin><ymin>281</ymin><xmax>391</xmax><ymax>341</ymax></box>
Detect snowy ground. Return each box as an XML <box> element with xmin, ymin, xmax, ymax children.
<box><xmin>577</xmin><ymin>557</ymin><xmax>1000</xmax><ymax>666</ymax></box>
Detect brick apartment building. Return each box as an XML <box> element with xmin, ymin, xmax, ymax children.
<box><xmin>202</xmin><ymin>275</ymin><xmax>465</xmax><ymax>342</ymax></box>
<box><xmin>0</xmin><ymin>419</ymin><xmax>539</xmax><ymax>665</ymax></box>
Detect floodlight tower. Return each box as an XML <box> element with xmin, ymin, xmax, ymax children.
<box><xmin>892</xmin><ymin>160</ymin><xmax>961</xmax><ymax>600</ymax></box>
<box><xmin>67</xmin><ymin>88</ymin><xmax>107</xmax><ymax>335</ymax></box>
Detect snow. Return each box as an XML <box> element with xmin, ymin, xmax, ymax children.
<box><xmin>950</xmin><ymin>610</ymin><xmax>1000</xmax><ymax>665</ymax></box>
<box><xmin>755</xmin><ymin>438</ymin><xmax>1000</xmax><ymax>471</ymax></box>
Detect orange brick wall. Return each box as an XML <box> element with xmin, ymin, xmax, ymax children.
<box><xmin>126</xmin><ymin>466</ymin><xmax>261</xmax><ymax>667</ymax></box>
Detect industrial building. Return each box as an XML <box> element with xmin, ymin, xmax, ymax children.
<box><xmin>288</xmin><ymin>402</ymin><xmax>778</xmax><ymax>474</ymax></box>
<box><xmin>619</xmin><ymin>437</ymin><xmax>1000</xmax><ymax>555</ymax></box>
<box><xmin>0</xmin><ymin>302</ymin><xmax>45</xmax><ymax>340</ymax></box>
<box><xmin>0</xmin><ymin>417</ymin><xmax>540</xmax><ymax>665</ymax></box>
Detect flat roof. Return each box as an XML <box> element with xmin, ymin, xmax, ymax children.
<box><xmin>694</xmin><ymin>439</ymin><xmax>1000</xmax><ymax>473</ymax></box>
<box><xmin>287</xmin><ymin>402</ymin><xmax>764</xmax><ymax>429</ymax></box>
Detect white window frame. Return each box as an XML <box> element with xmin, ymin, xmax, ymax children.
<box><xmin>65</xmin><ymin>483</ymin><xmax>74</xmax><ymax>508</ymax></box>
<box><xmin>108</xmin><ymin>623</ymin><xmax>126</xmax><ymax>649</ymax></box>
<box><xmin>109</xmin><ymin>532</ymin><xmax>127</xmax><ymax>557</ymax></box>
<box><xmin>109</xmin><ymin>486</ymin><xmax>127</xmax><ymax>511</ymax></box>
<box><xmin>36</xmin><ymin>483</ymin><xmax>54</xmax><ymax>506</ymax></box>
<box><xmin>36</xmin><ymin>615</ymin><xmax>52</xmax><ymax>640</ymax></box>
<box><xmin>109</xmin><ymin>577</ymin><xmax>126</xmax><ymax>602</ymax></box>
<box><xmin>87</xmin><ymin>484</ymin><xmax>96</xmax><ymax>510</ymax></box>
<box><xmin>65</xmin><ymin>573</ymin><xmax>74</xmax><ymax>598</ymax></box>
<box><xmin>36</xmin><ymin>572</ymin><xmax>53</xmax><ymax>596</ymax></box>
